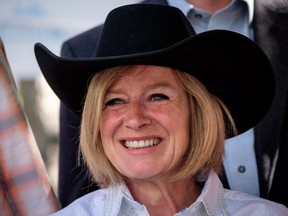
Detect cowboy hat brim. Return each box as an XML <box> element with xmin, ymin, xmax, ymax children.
<box><xmin>34</xmin><ymin>29</ymin><xmax>274</xmax><ymax>136</ymax></box>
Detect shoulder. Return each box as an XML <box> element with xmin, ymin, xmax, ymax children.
<box><xmin>223</xmin><ymin>189</ymin><xmax>288</xmax><ymax>215</ymax></box>
<box><xmin>50</xmin><ymin>188</ymin><xmax>109</xmax><ymax>216</ymax></box>
<box><xmin>61</xmin><ymin>24</ymin><xmax>104</xmax><ymax>58</ymax></box>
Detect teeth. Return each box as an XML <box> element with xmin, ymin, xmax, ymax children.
<box><xmin>124</xmin><ymin>139</ymin><xmax>160</xmax><ymax>149</ymax></box>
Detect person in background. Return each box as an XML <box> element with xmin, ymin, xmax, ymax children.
<box><xmin>35</xmin><ymin>5</ymin><xmax>287</xmax><ymax>215</ymax></box>
<box><xmin>58</xmin><ymin>0</ymin><xmax>288</xmax><ymax>207</ymax></box>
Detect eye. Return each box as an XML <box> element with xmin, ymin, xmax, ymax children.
<box><xmin>150</xmin><ymin>94</ymin><xmax>169</xmax><ymax>101</ymax></box>
<box><xmin>104</xmin><ymin>98</ymin><xmax>125</xmax><ymax>107</ymax></box>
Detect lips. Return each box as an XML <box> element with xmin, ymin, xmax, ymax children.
<box><xmin>124</xmin><ymin>138</ymin><xmax>161</xmax><ymax>149</ymax></box>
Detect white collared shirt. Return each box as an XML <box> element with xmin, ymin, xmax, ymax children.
<box><xmin>167</xmin><ymin>0</ymin><xmax>259</xmax><ymax>197</ymax></box>
<box><xmin>50</xmin><ymin>170</ymin><xmax>288</xmax><ymax>215</ymax></box>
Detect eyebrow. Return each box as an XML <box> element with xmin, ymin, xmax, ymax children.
<box><xmin>106</xmin><ymin>82</ymin><xmax>175</xmax><ymax>95</ymax></box>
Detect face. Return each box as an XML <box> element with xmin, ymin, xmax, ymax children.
<box><xmin>100</xmin><ymin>65</ymin><xmax>190</xmax><ymax>181</ymax></box>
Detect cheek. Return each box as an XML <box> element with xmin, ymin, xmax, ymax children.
<box><xmin>99</xmin><ymin>116</ymin><xmax>117</xmax><ymax>159</ymax></box>
<box><xmin>160</xmin><ymin>105</ymin><xmax>190</xmax><ymax>129</ymax></box>
<box><xmin>167</xmin><ymin>105</ymin><xmax>190</xmax><ymax>144</ymax></box>
<box><xmin>100</xmin><ymin>111</ymin><xmax>121</xmax><ymax>136</ymax></box>
<box><xmin>154</xmin><ymin>107</ymin><xmax>190</xmax><ymax>150</ymax></box>
<box><xmin>99</xmin><ymin>112</ymin><xmax>124</xmax><ymax>159</ymax></box>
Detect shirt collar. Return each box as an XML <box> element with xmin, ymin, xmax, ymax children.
<box><xmin>108</xmin><ymin>170</ymin><xmax>225</xmax><ymax>215</ymax></box>
<box><xmin>167</xmin><ymin>0</ymin><xmax>254</xmax><ymax>23</ymax></box>
<box><xmin>106</xmin><ymin>182</ymin><xmax>146</xmax><ymax>215</ymax></box>
<box><xmin>167</xmin><ymin>0</ymin><xmax>193</xmax><ymax>16</ymax></box>
<box><xmin>182</xmin><ymin>170</ymin><xmax>224</xmax><ymax>215</ymax></box>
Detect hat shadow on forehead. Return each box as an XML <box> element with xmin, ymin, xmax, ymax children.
<box><xmin>34</xmin><ymin>4</ymin><xmax>275</xmax><ymax>137</ymax></box>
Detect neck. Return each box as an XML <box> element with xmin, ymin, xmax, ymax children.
<box><xmin>126</xmin><ymin>178</ymin><xmax>201</xmax><ymax>216</ymax></box>
<box><xmin>186</xmin><ymin>0</ymin><xmax>231</xmax><ymax>13</ymax></box>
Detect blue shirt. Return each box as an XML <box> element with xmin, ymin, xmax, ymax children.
<box><xmin>50</xmin><ymin>170</ymin><xmax>288</xmax><ymax>215</ymax></box>
<box><xmin>168</xmin><ymin>0</ymin><xmax>253</xmax><ymax>36</ymax></box>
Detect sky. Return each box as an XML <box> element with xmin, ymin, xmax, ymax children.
<box><xmin>0</xmin><ymin>0</ymin><xmax>141</xmax><ymax>80</ymax></box>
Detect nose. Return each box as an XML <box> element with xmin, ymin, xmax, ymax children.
<box><xmin>124</xmin><ymin>101</ymin><xmax>152</xmax><ymax>130</ymax></box>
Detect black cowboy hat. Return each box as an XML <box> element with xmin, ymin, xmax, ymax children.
<box><xmin>34</xmin><ymin>4</ymin><xmax>274</xmax><ymax>135</ymax></box>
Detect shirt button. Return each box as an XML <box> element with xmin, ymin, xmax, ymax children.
<box><xmin>238</xmin><ymin>165</ymin><xmax>246</xmax><ymax>173</ymax></box>
<box><xmin>194</xmin><ymin>13</ymin><xmax>202</xmax><ymax>18</ymax></box>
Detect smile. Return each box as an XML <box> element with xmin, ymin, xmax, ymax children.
<box><xmin>124</xmin><ymin>138</ymin><xmax>161</xmax><ymax>149</ymax></box>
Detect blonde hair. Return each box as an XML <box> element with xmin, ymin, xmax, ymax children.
<box><xmin>80</xmin><ymin>66</ymin><xmax>236</xmax><ymax>187</ymax></box>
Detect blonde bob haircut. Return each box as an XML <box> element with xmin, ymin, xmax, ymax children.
<box><xmin>80</xmin><ymin>65</ymin><xmax>236</xmax><ymax>188</ymax></box>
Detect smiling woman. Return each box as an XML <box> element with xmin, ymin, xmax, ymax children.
<box><xmin>34</xmin><ymin>4</ymin><xmax>287</xmax><ymax>216</ymax></box>
<box><xmin>81</xmin><ymin>65</ymin><xmax>231</xmax><ymax>188</ymax></box>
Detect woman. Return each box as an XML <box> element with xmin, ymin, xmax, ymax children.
<box><xmin>34</xmin><ymin>4</ymin><xmax>287</xmax><ymax>215</ymax></box>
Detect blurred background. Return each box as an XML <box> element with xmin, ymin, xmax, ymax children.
<box><xmin>0</xmin><ymin>0</ymin><xmax>140</xmax><ymax>196</ymax></box>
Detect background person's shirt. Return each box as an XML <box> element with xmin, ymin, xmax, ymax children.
<box><xmin>167</xmin><ymin>0</ymin><xmax>259</xmax><ymax>197</ymax></box>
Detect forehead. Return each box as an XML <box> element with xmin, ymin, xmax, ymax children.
<box><xmin>112</xmin><ymin>65</ymin><xmax>180</xmax><ymax>86</ymax></box>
